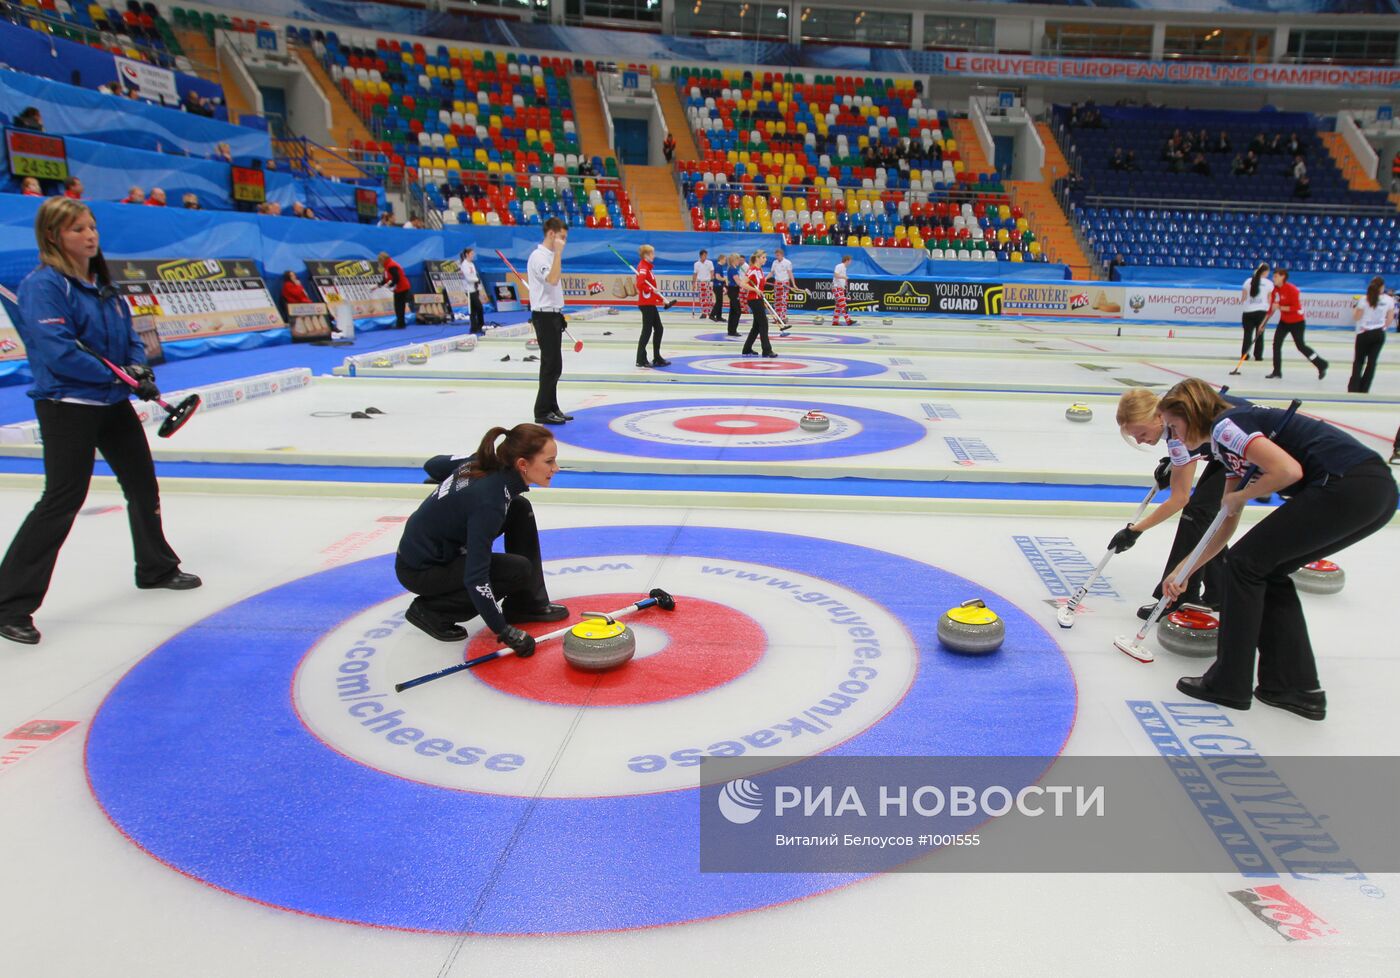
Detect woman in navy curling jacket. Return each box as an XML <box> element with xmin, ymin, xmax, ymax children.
<box><xmin>0</xmin><ymin>198</ymin><xmax>199</xmax><ymax>647</ymax></box>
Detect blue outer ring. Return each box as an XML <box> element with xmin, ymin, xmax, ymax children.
<box><xmin>694</xmin><ymin>331</ymin><xmax>871</xmax><ymax>345</ymax></box>
<box><xmin>557</xmin><ymin>398</ymin><xmax>926</xmax><ymax>461</ymax></box>
<box><xmin>659</xmin><ymin>355</ymin><xmax>887</xmax><ymax>379</ymax></box>
<box><xmin>85</xmin><ymin>526</ymin><xmax>1076</xmax><ymax>934</ymax></box>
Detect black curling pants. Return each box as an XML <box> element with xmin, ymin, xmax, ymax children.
<box><xmin>711</xmin><ymin>280</ymin><xmax>724</xmax><ymax>320</ymax></box>
<box><xmin>1203</xmin><ymin>459</ymin><xmax>1396</xmax><ymax>699</ymax></box>
<box><xmin>394</xmin><ymin>496</ymin><xmax>550</xmax><ymax>624</ymax></box>
<box><xmin>1240</xmin><ymin>310</ymin><xmax>1266</xmax><ymax>360</ymax></box>
<box><xmin>637</xmin><ymin>305</ymin><xmax>664</xmax><ymax>363</ymax></box>
<box><xmin>531</xmin><ymin>311</ymin><xmax>565</xmax><ymax>420</ymax></box>
<box><xmin>1151</xmin><ymin>459</ymin><xmax>1228</xmax><ymax>608</ymax></box>
<box><xmin>1272</xmin><ymin>319</ymin><xmax>1321</xmax><ymax>374</ymax></box>
<box><xmin>726</xmin><ymin>284</ymin><xmax>741</xmax><ymax>335</ymax></box>
<box><xmin>0</xmin><ymin>399</ymin><xmax>181</xmax><ymax>624</ymax></box>
<box><xmin>1348</xmin><ymin>329</ymin><xmax>1385</xmax><ymax>393</ymax></box>
<box><xmin>742</xmin><ymin>300</ymin><xmax>773</xmax><ymax>356</ymax></box>
<box><xmin>469</xmin><ymin>290</ymin><xmax>485</xmax><ymax>334</ymax></box>
<box><xmin>393</xmin><ymin>289</ymin><xmax>410</xmax><ymax>329</ymax></box>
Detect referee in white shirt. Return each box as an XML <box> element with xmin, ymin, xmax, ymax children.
<box><xmin>460</xmin><ymin>246</ymin><xmax>486</xmax><ymax>335</ymax></box>
<box><xmin>527</xmin><ymin>218</ymin><xmax>570</xmax><ymax>425</ymax></box>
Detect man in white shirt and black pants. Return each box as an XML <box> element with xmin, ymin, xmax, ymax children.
<box><xmin>527</xmin><ymin>218</ymin><xmax>571</xmax><ymax>425</ymax></box>
<box><xmin>460</xmin><ymin>246</ymin><xmax>486</xmax><ymax>335</ymax></box>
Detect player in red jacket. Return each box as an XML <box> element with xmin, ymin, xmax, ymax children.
<box><xmin>635</xmin><ymin>245</ymin><xmax>670</xmax><ymax>368</ymax></box>
<box><xmin>1265</xmin><ymin>268</ymin><xmax>1327</xmax><ymax>380</ymax></box>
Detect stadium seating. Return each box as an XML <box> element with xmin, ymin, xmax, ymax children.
<box><xmin>310</xmin><ymin>32</ymin><xmax>637</xmax><ymax>229</ymax></box>
<box><xmin>676</xmin><ymin>68</ymin><xmax>1043</xmax><ymax>261</ymax></box>
<box><xmin>18</xmin><ymin>0</ymin><xmax>184</xmax><ymax>67</ymax></box>
<box><xmin>1057</xmin><ymin>106</ymin><xmax>1399</xmax><ymax>274</ymax></box>
<box><xmin>1080</xmin><ymin>207</ymin><xmax>1400</xmax><ymax>274</ymax></box>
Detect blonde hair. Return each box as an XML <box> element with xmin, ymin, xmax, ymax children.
<box><xmin>1115</xmin><ymin>388</ymin><xmax>1159</xmax><ymax>427</ymax></box>
<box><xmin>639</xmin><ymin>244</ymin><xmax>654</xmax><ymax>260</ymax></box>
<box><xmin>34</xmin><ymin>197</ymin><xmax>98</xmax><ymax>282</ymax></box>
<box><xmin>1157</xmin><ymin>378</ymin><xmax>1231</xmax><ymax>443</ymax></box>
<box><xmin>377</xmin><ymin>251</ymin><xmax>391</xmax><ymax>263</ymax></box>
<box><xmin>749</xmin><ymin>250</ymin><xmax>766</xmax><ymax>265</ymax></box>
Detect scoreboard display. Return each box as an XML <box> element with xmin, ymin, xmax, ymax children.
<box><xmin>230</xmin><ymin>164</ymin><xmax>266</xmax><ymax>204</ymax></box>
<box><xmin>5</xmin><ymin>128</ymin><xmax>68</xmax><ymax>181</ymax></box>
<box><xmin>423</xmin><ymin>259</ymin><xmax>472</xmax><ymax>320</ymax></box>
<box><xmin>304</xmin><ymin>259</ymin><xmax>395</xmax><ymax>318</ymax></box>
<box><xmin>112</xmin><ymin>258</ymin><xmax>284</xmax><ymax>342</ymax></box>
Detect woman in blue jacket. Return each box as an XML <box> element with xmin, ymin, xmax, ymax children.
<box><xmin>0</xmin><ymin>198</ymin><xmax>199</xmax><ymax>646</ymax></box>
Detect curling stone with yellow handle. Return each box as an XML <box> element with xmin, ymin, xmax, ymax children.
<box><xmin>937</xmin><ymin>599</ymin><xmax>1005</xmax><ymax>655</ymax></box>
<box><xmin>562</xmin><ymin>613</ymin><xmax>637</xmax><ymax>672</ymax></box>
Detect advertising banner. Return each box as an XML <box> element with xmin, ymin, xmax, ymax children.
<box><xmin>787</xmin><ymin>277</ymin><xmax>1005</xmax><ymax>316</ymax></box>
<box><xmin>114</xmin><ymin>56</ymin><xmax>179</xmax><ymax>105</ymax></box>
<box><xmin>111</xmin><ymin>257</ymin><xmax>284</xmax><ymax>342</ymax></box>
<box><xmin>1121</xmin><ymin>286</ymin><xmax>1359</xmax><ymax>327</ymax></box>
<box><xmin>304</xmin><ymin>259</ymin><xmax>395</xmax><ymax>318</ymax></box>
<box><xmin>1000</xmin><ymin>283</ymin><xmax>1124</xmax><ymax>318</ymax></box>
<box><xmin>555</xmin><ymin>271</ymin><xmax>698</xmax><ymax>308</ymax></box>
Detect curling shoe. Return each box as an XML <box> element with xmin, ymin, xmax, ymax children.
<box><xmin>1254</xmin><ymin>687</ymin><xmax>1326</xmax><ymax>721</ymax></box>
<box><xmin>0</xmin><ymin>620</ymin><xmax>40</xmax><ymax>645</ymax></box>
<box><xmin>506</xmin><ymin>602</ymin><xmax>570</xmax><ymax>624</ymax></box>
<box><xmin>405</xmin><ymin>599</ymin><xmax>468</xmax><ymax>642</ymax></box>
<box><xmin>1176</xmin><ymin>676</ymin><xmax>1251</xmax><ymax>711</ymax></box>
<box><xmin>137</xmin><ymin>570</ymin><xmax>202</xmax><ymax>590</ymax></box>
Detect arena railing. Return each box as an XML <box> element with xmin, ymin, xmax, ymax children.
<box><xmin>1074</xmin><ymin>195</ymin><xmax>1397</xmax><ymax>218</ymax></box>
<box><xmin>0</xmin><ymin>0</ymin><xmax>216</xmax><ymax>78</ymax></box>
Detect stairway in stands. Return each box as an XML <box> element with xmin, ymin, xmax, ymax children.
<box><xmin>656</xmin><ymin>84</ymin><xmax>699</xmax><ymax>162</ymax></box>
<box><xmin>567</xmin><ymin>76</ymin><xmax>616</xmax><ymax>167</ymax></box>
<box><xmin>176</xmin><ymin>28</ymin><xmax>253</xmax><ymax>125</ymax></box>
<box><xmin>1004</xmin><ymin>123</ymin><xmax>1095</xmax><ymax>279</ymax></box>
<box><xmin>624</xmin><ymin>165</ymin><xmax>686</xmax><ymax>230</ymax></box>
<box><xmin>290</xmin><ymin>45</ymin><xmax>378</xmax><ymax>179</ymax></box>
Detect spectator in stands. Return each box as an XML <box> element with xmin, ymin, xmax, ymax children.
<box><xmin>1107</xmin><ymin>253</ymin><xmax>1127</xmax><ymax>281</ymax></box>
<box><xmin>1214</xmin><ymin>131</ymin><xmax>1231</xmax><ymax>155</ymax></box>
<box><xmin>1248</xmin><ymin>132</ymin><xmax>1267</xmax><ymax>156</ymax></box>
<box><xmin>13</xmin><ymin>106</ymin><xmax>43</xmax><ymax>131</ymax></box>
<box><xmin>1196</xmin><ymin>129</ymin><xmax>1209</xmax><ymax>151</ymax></box>
<box><xmin>1291</xmin><ymin>155</ymin><xmax>1307</xmax><ymax>181</ymax></box>
<box><xmin>1109</xmin><ymin>148</ymin><xmax>1127</xmax><ymax>172</ymax></box>
<box><xmin>291</xmin><ymin>201</ymin><xmax>317</xmax><ymax>220</ymax></box>
<box><xmin>1232</xmin><ymin>152</ymin><xmax>1257</xmax><ymax>177</ymax></box>
<box><xmin>1167</xmin><ymin>147</ymin><xmax>1186</xmax><ymax>174</ymax></box>
<box><xmin>1180</xmin><ymin>132</ymin><xmax>1195</xmax><ymax>157</ymax></box>
<box><xmin>1192</xmin><ymin>153</ymin><xmax>1211</xmax><ymax>177</ymax></box>
<box><xmin>182</xmin><ymin>91</ymin><xmax>213</xmax><ymax>118</ymax></box>
<box><xmin>181</xmin><ymin>193</ymin><xmax>200</xmax><ymax>210</ymax></box>
<box><xmin>63</xmin><ymin>177</ymin><xmax>82</xmax><ymax>200</ymax></box>
<box><xmin>376</xmin><ymin>251</ymin><xmax>412</xmax><ymax>330</ymax></box>
<box><xmin>214</xmin><ymin>143</ymin><xmax>233</xmax><ymax>164</ymax></box>
<box><xmin>266</xmin><ymin>202</ymin><xmax>283</xmax><ymax>216</ymax></box>
<box><xmin>1067</xmin><ymin>102</ymin><xmax>1081</xmax><ymax>128</ymax></box>
<box><xmin>1285</xmin><ymin>132</ymin><xmax>1304</xmax><ymax>157</ymax></box>
<box><xmin>1081</xmin><ymin>102</ymin><xmax>1105</xmax><ymax>128</ymax></box>
<box><xmin>146</xmin><ymin>188</ymin><xmax>167</xmax><ymax>207</ymax></box>
<box><xmin>122</xmin><ymin>186</ymin><xmax>146</xmax><ymax>204</ymax></box>
<box><xmin>579</xmin><ymin>159</ymin><xmax>595</xmax><ymax>177</ymax></box>
<box><xmin>1162</xmin><ymin>130</ymin><xmax>1182</xmax><ymax>161</ymax></box>
<box><xmin>20</xmin><ymin>177</ymin><xmax>42</xmax><ymax>197</ymax></box>
<box><xmin>0</xmin><ymin>197</ymin><xmax>200</xmax><ymax>647</ymax></box>
<box><xmin>377</xmin><ymin>210</ymin><xmax>395</xmax><ymax>226</ymax></box>
<box><xmin>1293</xmin><ymin>171</ymin><xmax>1311</xmax><ymax>199</ymax></box>
<box><xmin>1267</xmin><ymin>133</ymin><xmax>1285</xmax><ymax>155</ymax></box>
<box><xmin>663</xmin><ymin>133</ymin><xmax>676</xmax><ymax>163</ymax></box>
<box><xmin>1124</xmin><ymin>149</ymin><xmax>1140</xmax><ymax>172</ymax></box>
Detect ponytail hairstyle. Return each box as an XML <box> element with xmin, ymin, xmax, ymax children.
<box><xmin>1366</xmin><ymin>276</ymin><xmax>1384</xmax><ymax>309</ymax></box>
<box><xmin>1156</xmin><ymin>378</ymin><xmax>1231</xmax><ymax>445</ymax></box>
<box><xmin>1249</xmin><ymin>261</ymin><xmax>1269</xmax><ymax>298</ymax></box>
<box><xmin>465</xmin><ymin>423</ymin><xmax>554</xmax><ymax>480</ymax></box>
<box><xmin>749</xmin><ymin>249</ymin><xmax>766</xmax><ymax>266</ymax></box>
<box><xmin>1115</xmin><ymin>387</ymin><xmax>1159</xmax><ymax>428</ymax></box>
